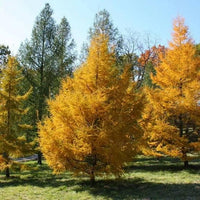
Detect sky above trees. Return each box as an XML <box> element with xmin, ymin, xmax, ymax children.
<box><xmin>0</xmin><ymin>0</ymin><xmax>200</xmax><ymax>54</ymax></box>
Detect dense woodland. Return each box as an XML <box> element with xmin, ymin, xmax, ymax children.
<box><xmin>0</xmin><ymin>3</ymin><xmax>199</xmax><ymax>184</ymax></box>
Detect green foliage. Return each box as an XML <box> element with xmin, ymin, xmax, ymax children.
<box><xmin>142</xmin><ymin>62</ymin><xmax>156</xmax><ymax>87</ymax></box>
<box><xmin>18</xmin><ymin>3</ymin><xmax>57</xmax><ymax>122</ymax></box>
<box><xmin>17</xmin><ymin>4</ymin><xmax>76</xmax><ymax>164</ymax></box>
<box><xmin>80</xmin><ymin>9</ymin><xmax>123</xmax><ymax>64</ymax></box>
<box><xmin>88</xmin><ymin>9</ymin><xmax>121</xmax><ymax>46</ymax></box>
<box><xmin>0</xmin><ymin>45</ymin><xmax>11</xmax><ymax>65</ymax></box>
<box><xmin>53</xmin><ymin>16</ymin><xmax>76</xmax><ymax>93</ymax></box>
<box><xmin>18</xmin><ymin>3</ymin><xmax>75</xmax><ymax>121</ymax></box>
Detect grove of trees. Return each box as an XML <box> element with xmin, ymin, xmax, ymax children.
<box><xmin>0</xmin><ymin>4</ymin><xmax>199</xmax><ymax>183</ymax></box>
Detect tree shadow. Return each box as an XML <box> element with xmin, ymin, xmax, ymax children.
<box><xmin>1</xmin><ymin>158</ymin><xmax>200</xmax><ymax>199</ymax></box>
<box><xmin>124</xmin><ymin>163</ymin><xmax>200</xmax><ymax>174</ymax></box>
<box><xmin>0</xmin><ymin>175</ymin><xmax>78</xmax><ymax>190</ymax></box>
<box><xmin>125</xmin><ymin>156</ymin><xmax>200</xmax><ymax>174</ymax></box>
<box><xmin>1</xmin><ymin>174</ymin><xmax>200</xmax><ymax>200</ymax></box>
<box><xmin>76</xmin><ymin>178</ymin><xmax>200</xmax><ymax>200</ymax></box>
<box><xmin>0</xmin><ymin>164</ymin><xmax>77</xmax><ymax>188</ymax></box>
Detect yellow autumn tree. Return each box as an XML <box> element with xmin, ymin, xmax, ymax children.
<box><xmin>142</xmin><ymin>16</ymin><xmax>200</xmax><ymax>167</ymax></box>
<box><xmin>0</xmin><ymin>57</ymin><xmax>32</xmax><ymax>177</ymax></box>
<box><xmin>39</xmin><ymin>34</ymin><xmax>144</xmax><ymax>184</ymax></box>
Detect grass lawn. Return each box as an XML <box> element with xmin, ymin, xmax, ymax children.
<box><xmin>0</xmin><ymin>156</ymin><xmax>200</xmax><ymax>200</ymax></box>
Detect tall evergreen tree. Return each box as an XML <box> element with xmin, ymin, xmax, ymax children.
<box><xmin>80</xmin><ymin>9</ymin><xmax>123</xmax><ymax>64</ymax></box>
<box><xmin>53</xmin><ymin>17</ymin><xmax>76</xmax><ymax>93</ymax></box>
<box><xmin>88</xmin><ymin>9</ymin><xmax>120</xmax><ymax>46</ymax></box>
<box><xmin>18</xmin><ymin>3</ymin><xmax>75</xmax><ymax>164</ymax></box>
<box><xmin>0</xmin><ymin>45</ymin><xmax>11</xmax><ymax>65</ymax></box>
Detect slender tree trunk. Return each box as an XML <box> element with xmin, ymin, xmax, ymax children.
<box><xmin>182</xmin><ymin>150</ymin><xmax>189</xmax><ymax>168</ymax></box>
<box><xmin>3</xmin><ymin>153</ymin><xmax>10</xmax><ymax>178</ymax></box>
<box><xmin>89</xmin><ymin>152</ymin><xmax>96</xmax><ymax>186</ymax></box>
<box><xmin>90</xmin><ymin>169</ymin><xmax>95</xmax><ymax>186</ymax></box>
<box><xmin>37</xmin><ymin>32</ymin><xmax>45</xmax><ymax>165</ymax></box>
<box><xmin>179</xmin><ymin>114</ymin><xmax>188</xmax><ymax>167</ymax></box>
<box><xmin>179</xmin><ymin>82</ymin><xmax>189</xmax><ymax>167</ymax></box>
<box><xmin>5</xmin><ymin>167</ymin><xmax>10</xmax><ymax>178</ymax></box>
<box><xmin>5</xmin><ymin>85</ymin><xmax>11</xmax><ymax>177</ymax></box>
<box><xmin>38</xmin><ymin>151</ymin><xmax>42</xmax><ymax>165</ymax></box>
<box><xmin>179</xmin><ymin>114</ymin><xmax>183</xmax><ymax>137</ymax></box>
<box><xmin>184</xmin><ymin>160</ymin><xmax>189</xmax><ymax>168</ymax></box>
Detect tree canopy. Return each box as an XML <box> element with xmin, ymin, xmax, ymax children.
<box><xmin>0</xmin><ymin>57</ymin><xmax>32</xmax><ymax>177</ymax></box>
<box><xmin>39</xmin><ymin>34</ymin><xmax>145</xmax><ymax>183</ymax></box>
<box><xmin>142</xmin><ymin>17</ymin><xmax>200</xmax><ymax>166</ymax></box>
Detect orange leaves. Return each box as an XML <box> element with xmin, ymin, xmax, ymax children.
<box><xmin>39</xmin><ymin>34</ymin><xmax>145</xmax><ymax>179</ymax></box>
<box><xmin>138</xmin><ymin>45</ymin><xmax>166</xmax><ymax>67</ymax></box>
<box><xmin>143</xmin><ymin>16</ymin><xmax>200</xmax><ymax>161</ymax></box>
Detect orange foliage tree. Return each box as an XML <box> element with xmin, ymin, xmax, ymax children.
<box><xmin>138</xmin><ymin>45</ymin><xmax>166</xmax><ymax>87</ymax></box>
<box><xmin>39</xmin><ymin>34</ymin><xmax>145</xmax><ymax>183</ymax></box>
<box><xmin>142</xmin><ymin>17</ymin><xmax>200</xmax><ymax>167</ymax></box>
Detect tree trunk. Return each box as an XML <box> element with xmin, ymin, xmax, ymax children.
<box><xmin>184</xmin><ymin>160</ymin><xmax>189</xmax><ymax>168</ymax></box>
<box><xmin>90</xmin><ymin>170</ymin><xmax>95</xmax><ymax>186</ymax></box>
<box><xmin>38</xmin><ymin>151</ymin><xmax>42</xmax><ymax>165</ymax></box>
<box><xmin>179</xmin><ymin>114</ymin><xmax>183</xmax><ymax>137</ymax></box>
<box><xmin>5</xmin><ymin>167</ymin><xmax>10</xmax><ymax>178</ymax></box>
<box><xmin>3</xmin><ymin>152</ymin><xmax>10</xmax><ymax>178</ymax></box>
<box><xmin>37</xmin><ymin>32</ymin><xmax>45</xmax><ymax>166</ymax></box>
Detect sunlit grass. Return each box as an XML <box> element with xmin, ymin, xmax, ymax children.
<box><xmin>0</xmin><ymin>157</ymin><xmax>200</xmax><ymax>200</ymax></box>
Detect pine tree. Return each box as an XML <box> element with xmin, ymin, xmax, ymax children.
<box><xmin>53</xmin><ymin>17</ymin><xmax>76</xmax><ymax>94</ymax></box>
<box><xmin>18</xmin><ymin>3</ymin><xmax>75</xmax><ymax>164</ymax></box>
<box><xmin>55</xmin><ymin>17</ymin><xmax>75</xmax><ymax>77</ymax></box>
<box><xmin>0</xmin><ymin>45</ymin><xmax>11</xmax><ymax>65</ymax></box>
<box><xmin>0</xmin><ymin>57</ymin><xmax>32</xmax><ymax>177</ymax></box>
<box><xmin>142</xmin><ymin>17</ymin><xmax>200</xmax><ymax>166</ymax></box>
<box><xmin>39</xmin><ymin>34</ymin><xmax>144</xmax><ymax>184</ymax></box>
<box><xmin>80</xmin><ymin>9</ymin><xmax>123</xmax><ymax>64</ymax></box>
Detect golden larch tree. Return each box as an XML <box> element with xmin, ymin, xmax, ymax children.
<box><xmin>142</xmin><ymin>16</ymin><xmax>200</xmax><ymax>167</ymax></box>
<box><xmin>0</xmin><ymin>57</ymin><xmax>32</xmax><ymax>177</ymax></box>
<box><xmin>39</xmin><ymin>34</ymin><xmax>145</xmax><ymax>184</ymax></box>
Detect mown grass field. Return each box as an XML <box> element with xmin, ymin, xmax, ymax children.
<box><xmin>0</xmin><ymin>156</ymin><xmax>200</xmax><ymax>200</ymax></box>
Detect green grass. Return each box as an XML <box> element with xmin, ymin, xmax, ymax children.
<box><xmin>0</xmin><ymin>157</ymin><xmax>200</xmax><ymax>200</ymax></box>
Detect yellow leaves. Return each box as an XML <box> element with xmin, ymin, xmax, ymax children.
<box><xmin>143</xmin><ymin>16</ymin><xmax>200</xmax><ymax>160</ymax></box>
<box><xmin>0</xmin><ymin>158</ymin><xmax>32</xmax><ymax>172</ymax></box>
<box><xmin>39</xmin><ymin>34</ymin><xmax>145</xmax><ymax>178</ymax></box>
<box><xmin>170</xmin><ymin>16</ymin><xmax>192</xmax><ymax>48</ymax></box>
<box><xmin>75</xmin><ymin>35</ymin><xmax>118</xmax><ymax>90</ymax></box>
<box><xmin>18</xmin><ymin>124</ymin><xmax>33</xmax><ymax>130</ymax></box>
<box><xmin>0</xmin><ymin>155</ymin><xmax>7</xmax><ymax>171</ymax></box>
<box><xmin>0</xmin><ymin>57</ymin><xmax>33</xmax><ymax>175</ymax></box>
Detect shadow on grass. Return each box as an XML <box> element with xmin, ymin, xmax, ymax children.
<box><xmin>1</xmin><ymin>158</ymin><xmax>200</xmax><ymax>199</ymax></box>
<box><xmin>1</xmin><ymin>172</ymin><xmax>200</xmax><ymax>200</ymax></box>
<box><xmin>0</xmin><ymin>164</ymin><xmax>76</xmax><ymax>189</ymax></box>
<box><xmin>125</xmin><ymin>163</ymin><xmax>200</xmax><ymax>174</ymax></box>
<box><xmin>125</xmin><ymin>156</ymin><xmax>200</xmax><ymax>174</ymax></box>
<box><xmin>76</xmin><ymin>179</ymin><xmax>200</xmax><ymax>200</ymax></box>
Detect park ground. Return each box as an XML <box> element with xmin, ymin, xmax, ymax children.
<box><xmin>0</xmin><ymin>156</ymin><xmax>200</xmax><ymax>200</ymax></box>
